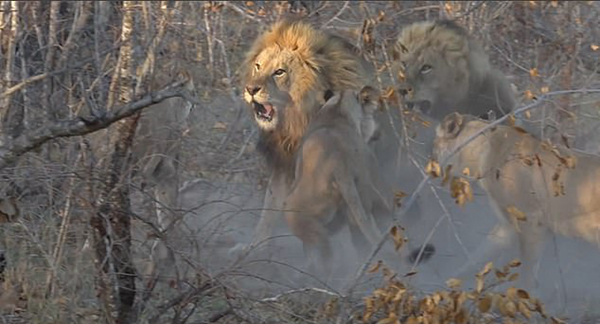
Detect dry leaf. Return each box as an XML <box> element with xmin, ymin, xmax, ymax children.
<box><xmin>519</xmin><ymin>301</ymin><xmax>532</xmax><ymax>319</ymax></box>
<box><xmin>481</xmin><ymin>261</ymin><xmax>494</xmax><ymax>276</ymax></box>
<box><xmin>508</xmin><ymin>272</ymin><xmax>520</xmax><ymax>282</ymax></box>
<box><xmin>425</xmin><ymin>160</ymin><xmax>442</xmax><ymax>178</ymax></box>
<box><xmin>529</xmin><ymin>68</ymin><xmax>539</xmax><ymax>77</ymax></box>
<box><xmin>390</xmin><ymin>226</ymin><xmax>406</xmax><ymax>251</ymax></box>
<box><xmin>524</xmin><ymin>90</ymin><xmax>535</xmax><ymax>100</ymax></box>
<box><xmin>462</xmin><ymin>167</ymin><xmax>470</xmax><ymax>177</ymax></box>
<box><xmin>517</xmin><ymin>289</ymin><xmax>530</xmax><ymax>299</ymax></box>
<box><xmin>446</xmin><ymin>278</ymin><xmax>462</xmax><ymax>289</ymax></box>
<box><xmin>508</xmin><ymin>114</ymin><xmax>517</xmax><ymax>126</ymax></box>
<box><xmin>478</xmin><ymin>294</ymin><xmax>492</xmax><ymax>313</ymax></box>
<box><xmin>475</xmin><ymin>274</ymin><xmax>485</xmax><ymax>293</ymax></box>
<box><xmin>394</xmin><ymin>191</ymin><xmax>407</xmax><ymax>207</ymax></box>
<box><xmin>540</xmin><ymin>86</ymin><xmax>549</xmax><ymax>93</ymax></box>
<box><xmin>506</xmin><ymin>206</ymin><xmax>527</xmax><ymax>222</ymax></box>
<box><xmin>591</xmin><ymin>44</ymin><xmax>599</xmax><ymax>51</ymax></box>
<box><xmin>509</xmin><ymin>259</ymin><xmax>522</xmax><ymax>268</ymax></box>
<box><xmin>368</xmin><ymin>260</ymin><xmax>383</xmax><ymax>274</ymax></box>
<box><xmin>212</xmin><ymin>121</ymin><xmax>228</xmax><ymax>130</ymax></box>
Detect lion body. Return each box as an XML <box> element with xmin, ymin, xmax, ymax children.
<box><xmin>236</xmin><ymin>20</ymin><xmax>377</xmax><ymax>256</ymax></box>
<box><xmin>283</xmin><ymin>88</ymin><xmax>394</xmax><ymax>275</ymax></box>
<box><xmin>433</xmin><ymin>113</ymin><xmax>600</xmax><ymax>287</ymax></box>
<box><xmin>393</xmin><ymin>20</ymin><xmax>515</xmax><ymax>121</ymax></box>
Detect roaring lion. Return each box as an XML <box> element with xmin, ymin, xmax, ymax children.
<box><xmin>283</xmin><ymin>87</ymin><xmax>395</xmax><ymax>276</ymax></box>
<box><xmin>392</xmin><ymin>20</ymin><xmax>515</xmax><ymax>121</ymax></box>
<box><xmin>432</xmin><ymin>112</ymin><xmax>600</xmax><ymax>288</ymax></box>
<box><xmin>234</xmin><ymin>19</ymin><xmax>376</xmax><ymax>254</ymax></box>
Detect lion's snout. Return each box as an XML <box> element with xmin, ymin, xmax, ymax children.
<box><xmin>246</xmin><ymin>85</ymin><xmax>262</xmax><ymax>96</ymax></box>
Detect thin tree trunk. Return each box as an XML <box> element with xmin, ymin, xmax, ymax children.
<box><xmin>91</xmin><ymin>2</ymin><xmax>138</xmax><ymax>323</ymax></box>
<box><xmin>0</xmin><ymin>1</ymin><xmax>19</xmax><ymax>144</ymax></box>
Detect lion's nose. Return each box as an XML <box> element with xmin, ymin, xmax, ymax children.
<box><xmin>246</xmin><ymin>85</ymin><xmax>261</xmax><ymax>96</ymax></box>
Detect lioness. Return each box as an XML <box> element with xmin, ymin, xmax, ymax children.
<box><xmin>283</xmin><ymin>87</ymin><xmax>394</xmax><ymax>276</ymax></box>
<box><xmin>392</xmin><ymin>20</ymin><xmax>515</xmax><ymax>121</ymax></box>
<box><xmin>432</xmin><ymin>112</ymin><xmax>600</xmax><ymax>288</ymax></box>
<box><xmin>234</xmin><ymin>19</ymin><xmax>376</xmax><ymax>254</ymax></box>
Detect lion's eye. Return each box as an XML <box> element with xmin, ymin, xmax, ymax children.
<box><xmin>401</xmin><ymin>61</ymin><xmax>407</xmax><ymax>70</ymax></box>
<box><xmin>420</xmin><ymin>64</ymin><xmax>432</xmax><ymax>74</ymax></box>
<box><xmin>273</xmin><ymin>69</ymin><xmax>286</xmax><ymax>77</ymax></box>
<box><xmin>255</xmin><ymin>63</ymin><xmax>260</xmax><ymax>71</ymax></box>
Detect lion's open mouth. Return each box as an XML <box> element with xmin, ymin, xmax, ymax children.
<box><xmin>253</xmin><ymin>101</ymin><xmax>275</xmax><ymax>122</ymax></box>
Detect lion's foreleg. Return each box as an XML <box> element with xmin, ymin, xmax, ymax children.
<box><xmin>334</xmin><ymin>171</ymin><xmax>382</xmax><ymax>246</ymax></box>
<box><xmin>252</xmin><ymin>173</ymin><xmax>289</xmax><ymax>247</ymax></box>
<box><xmin>516</xmin><ymin>217</ymin><xmax>547</xmax><ymax>290</ymax></box>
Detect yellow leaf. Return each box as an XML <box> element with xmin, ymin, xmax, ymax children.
<box><xmin>506</xmin><ymin>206</ymin><xmax>527</xmax><ymax>222</ymax></box>
<box><xmin>506</xmin><ymin>286</ymin><xmax>518</xmax><ymax>300</ymax></box>
<box><xmin>517</xmin><ymin>289</ymin><xmax>530</xmax><ymax>299</ymax></box>
<box><xmin>529</xmin><ymin>68</ymin><xmax>539</xmax><ymax>77</ymax></box>
<box><xmin>475</xmin><ymin>274</ymin><xmax>485</xmax><ymax>293</ymax></box>
<box><xmin>478</xmin><ymin>294</ymin><xmax>492</xmax><ymax>313</ymax></box>
<box><xmin>541</xmin><ymin>86</ymin><xmax>549</xmax><ymax>93</ymax></box>
<box><xmin>509</xmin><ymin>259</ymin><xmax>522</xmax><ymax>268</ymax></box>
<box><xmin>390</xmin><ymin>226</ymin><xmax>406</xmax><ymax>251</ymax></box>
<box><xmin>367</xmin><ymin>260</ymin><xmax>382</xmax><ymax>274</ymax></box>
<box><xmin>591</xmin><ymin>44</ymin><xmax>599</xmax><ymax>51</ymax></box>
<box><xmin>525</xmin><ymin>90</ymin><xmax>535</xmax><ymax>100</ymax></box>
<box><xmin>481</xmin><ymin>261</ymin><xmax>493</xmax><ymax>276</ymax></box>
<box><xmin>446</xmin><ymin>278</ymin><xmax>462</xmax><ymax>289</ymax></box>
<box><xmin>518</xmin><ymin>301</ymin><xmax>532</xmax><ymax>319</ymax></box>
<box><xmin>462</xmin><ymin>167</ymin><xmax>470</xmax><ymax>177</ymax></box>
<box><xmin>508</xmin><ymin>114</ymin><xmax>517</xmax><ymax>126</ymax></box>
<box><xmin>425</xmin><ymin>160</ymin><xmax>441</xmax><ymax>178</ymax></box>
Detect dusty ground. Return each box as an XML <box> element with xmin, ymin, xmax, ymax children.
<box><xmin>132</xmin><ymin>89</ymin><xmax>600</xmax><ymax>323</ymax></box>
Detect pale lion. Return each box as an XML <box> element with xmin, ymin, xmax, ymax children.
<box><xmin>432</xmin><ymin>112</ymin><xmax>600</xmax><ymax>288</ymax></box>
<box><xmin>392</xmin><ymin>20</ymin><xmax>515</xmax><ymax>121</ymax></box>
<box><xmin>283</xmin><ymin>87</ymin><xmax>394</xmax><ymax>276</ymax></box>
<box><xmin>235</xmin><ymin>19</ymin><xmax>375</xmax><ymax>253</ymax></box>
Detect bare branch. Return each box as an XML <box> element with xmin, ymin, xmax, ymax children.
<box><xmin>0</xmin><ymin>78</ymin><xmax>194</xmax><ymax>170</ymax></box>
<box><xmin>345</xmin><ymin>88</ymin><xmax>600</xmax><ymax>295</ymax></box>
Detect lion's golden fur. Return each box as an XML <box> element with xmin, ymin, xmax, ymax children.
<box><xmin>242</xmin><ymin>19</ymin><xmax>372</xmax><ymax>174</ymax></box>
<box><xmin>283</xmin><ymin>88</ymin><xmax>394</xmax><ymax>275</ymax></box>
<box><xmin>233</xmin><ymin>20</ymin><xmax>381</xmax><ymax>262</ymax></box>
<box><xmin>433</xmin><ymin>112</ymin><xmax>600</xmax><ymax>287</ymax></box>
<box><xmin>393</xmin><ymin>20</ymin><xmax>515</xmax><ymax>120</ymax></box>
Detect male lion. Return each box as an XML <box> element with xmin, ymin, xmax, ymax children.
<box><xmin>283</xmin><ymin>87</ymin><xmax>395</xmax><ymax>276</ymax></box>
<box><xmin>392</xmin><ymin>20</ymin><xmax>515</xmax><ymax>121</ymax></box>
<box><xmin>432</xmin><ymin>112</ymin><xmax>600</xmax><ymax>288</ymax></box>
<box><xmin>234</xmin><ymin>19</ymin><xmax>375</xmax><ymax>254</ymax></box>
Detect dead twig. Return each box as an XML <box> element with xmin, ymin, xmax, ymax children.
<box><xmin>0</xmin><ymin>78</ymin><xmax>195</xmax><ymax>170</ymax></box>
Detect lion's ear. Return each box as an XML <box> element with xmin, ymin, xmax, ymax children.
<box><xmin>322</xmin><ymin>91</ymin><xmax>341</xmax><ymax>108</ymax></box>
<box><xmin>442</xmin><ymin>112</ymin><xmax>463</xmax><ymax>138</ymax></box>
